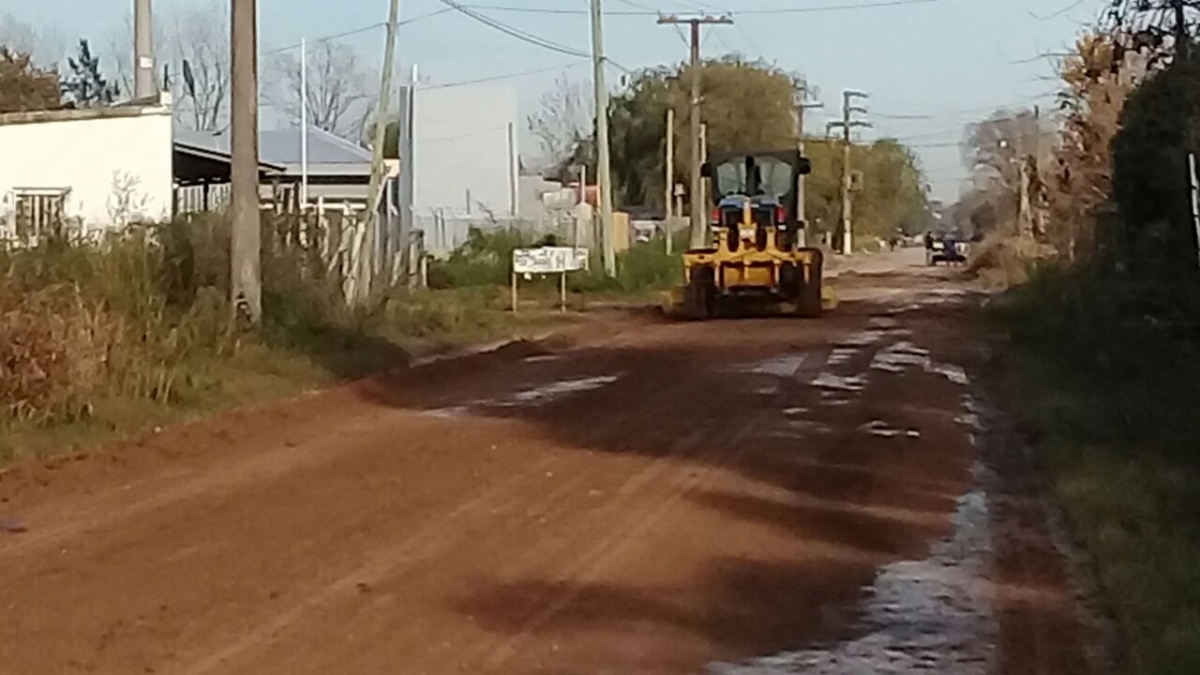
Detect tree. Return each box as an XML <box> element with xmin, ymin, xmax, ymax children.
<box><xmin>527</xmin><ymin>74</ymin><xmax>593</xmax><ymax>176</ymax></box>
<box><xmin>167</xmin><ymin>3</ymin><xmax>230</xmax><ymax>131</ymax></box>
<box><xmin>961</xmin><ymin>108</ymin><xmax>1044</xmax><ymax>235</ymax></box>
<box><xmin>602</xmin><ymin>56</ymin><xmax>800</xmax><ymax>209</ymax></box>
<box><xmin>268</xmin><ymin>40</ymin><xmax>371</xmax><ymax>138</ymax></box>
<box><xmin>0</xmin><ymin>47</ymin><xmax>60</xmax><ymax>113</ymax></box>
<box><xmin>61</xmin><ymin>39</ymin><xmax>118</xmax><ymax>107</ymax></box>
<box><xmin>1047</xmin><ymin>31</ymin><xmax>1152</xmax><ymax>259</ymax></box>
<box><xmin>1110</xmin><ymin>48</ymin><xmax>1200</xmax><ymax>283</ymax></box>
<box><xmin>804</xmin><ymin>137</ymin><xmax>929</xmax><ymax>241</ymax></box>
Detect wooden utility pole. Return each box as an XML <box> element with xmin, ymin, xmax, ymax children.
<box><xmin>357</xmin><ymin>0</ymin><xmax>400</xmax><ymax>304</ymax></box>
<box><xmin>1173</xmin><ymin>0</ymin><xmax>1191</xmax><ymax>61</ymax></box>
<box><xmin>590</xmin><ymin>0</ymin><xmax>616</xmax><ymax>276</ymax></box>
<box><xmin>665</xmin><ymin>107</ymin><xmax>674</xmax><ymax>254</ymax></box>
<box><xmin>230</xmin><ymin>0</ymin><xmax>261</xmax><ymax>323</ymax></box>
<box><xmin>134</xmin><ymin>0</ymin><xmax>155</xmax><ymax>99</ymax></box>
<box><xmin>828</xmin><ymin>89</ymin><xmax>869</xmax><ymax>255</ymax></box>
<box><xmin>657</xmin><ymin>13</ymin><xmax>732</xmax><ymax>249</ymax></box>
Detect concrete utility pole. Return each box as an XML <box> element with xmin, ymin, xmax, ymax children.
<box><xmin>699</xmin><ymin>122</ymin><xmax>708</xmax><ymax>213</ymax></box>
<box><xmin>828</xmin><ymin>89</ymin><xmax>870</xmax><ymax>255</ymax></box>
<box><xmin>230</xmin><ymin>0</ymin><xmax>261</xmax><ymax>323</ymax></box>
<box><xmin>358</xmin><ymin>0</ymin><xmax>400</xmax><ymax>303</ymax></box>
<box><xmin>134</xmin><ymin>0</ymin><xmax>155</xmax><ymax>99</ymax></box>
<box><xmin>300</xmin><ymin>37</ymin><xmax>309</xmax><ymax>207</ymax></box>
<box><xmin>794</xmin><ymin>85</ymin><xmax>823</xmax><ymax>247</ymax></box>
<box><xmin>396</xmin><ymin>65</ymin><xmax>417</xmax><ymax>284</ymax></box>
<box><xmin>590</xmin><ymin>0</ymin><xmax>616</xmax><ymax>276</ymax></box>
<box><xmin>657</xmin><ymin>13</ymin><xmax>732</xmax><ymax>249</ymax></box>
<box><xmin>665</xmin><ymin>106</ymin><xmax>674</xmax><ymax>254</ymax></box>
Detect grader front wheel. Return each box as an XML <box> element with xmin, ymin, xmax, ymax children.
<box><xmin>794</xmin><ymin>254</ymin><xmax>824</xmax><ymax>318</ymax></box>
<box><xmin>683</xmin><ymin>267</ymin><xmax>715</xmax><ymax>320</ymax></box>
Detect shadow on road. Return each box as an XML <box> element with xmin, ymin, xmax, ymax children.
<box><xmin>339</xmin><ymin>292</ymin><xmax>983</xmax><ymax>670</ymax></box>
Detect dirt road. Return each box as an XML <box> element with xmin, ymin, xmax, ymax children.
<box><xmin>0</xmin><ymin>250</ymin><xmax>1106</xmax><ymax>675</ymax></box>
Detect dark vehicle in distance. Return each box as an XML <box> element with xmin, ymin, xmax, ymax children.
<box><xmin>924</xmin><ymin>231</ymin><xmax>967</xmax><ymax>266</ymax></box>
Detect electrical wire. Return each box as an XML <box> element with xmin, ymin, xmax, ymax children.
<box><xmin>423</xmin><ymin>62</ymin><xmax>586</xmax><ymax>89</ymax></box>
<box><xmin>460</xmin><ymin>0</ymin><xmax>962</xmax><ymax>16</ymax></box>
<box><xmin>437</xmin><ymin>0</ymin><xmax>591</xmax><ymax>59</ymax></box>
<box><xmin>263</xmin><ymin>9</ymin><xmax>452</xmax><ymax>56</ymax></box>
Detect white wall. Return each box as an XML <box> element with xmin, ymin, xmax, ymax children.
<box><xmin>0</xmin><ymin>107</ymin><xmax>174</xmax><ymax>236</ymax></box>
<box><xmin>411</xmin><ymin>84</ymin><xmax>518</xmax><ymax>218</ymax></box>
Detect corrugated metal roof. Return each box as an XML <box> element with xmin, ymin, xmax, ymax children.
<box><xmin>175</xmin><ymin>126</ymin><xmax>373</xmax><ymax>168</ymax></box>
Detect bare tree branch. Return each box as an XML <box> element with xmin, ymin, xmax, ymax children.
<box><xmin>267</xmin><ymin>40</ymin><xmax>370</xmax><ymax>139</ymax></box>
<box><xmin>166</xmin><ymin>2</ymin><xmax>231</xmax><ymax>131</ymax></box>
<box><xmin>527</xmin><ymin>74</ymin><xmax>594</xmax><ymax>173</ymax></box>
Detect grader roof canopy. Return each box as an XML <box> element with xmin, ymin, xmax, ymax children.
<box><xmin>702</xmin><ymin>150</ymin><xmax>811</xmax><ymax>204</ymax></box>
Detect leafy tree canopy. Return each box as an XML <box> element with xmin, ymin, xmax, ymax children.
<box><xmin>0</xmin><ymin>46</ymin><xmax>60</xmax><ymax>113</ymax></box>
<box><xmin>561</xmin><ymin>56</ymin><xmax>929</xmax><ymax>240</ymax></box>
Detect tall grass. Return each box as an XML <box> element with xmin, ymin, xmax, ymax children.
<box><xmin>0</xmin><ymin>217</ymin><xmax>532</xmax><ymax>449</ymax></box>
<box><xmin>0</xmin><ymin>218</ymin><xmax>666</xmax><ymax>462</ymax></box>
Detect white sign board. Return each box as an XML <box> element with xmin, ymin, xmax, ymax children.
<box><xmin>513</xmin><ymin>247</ymin><xmax>589</xmax><ymax>274</ymax></box>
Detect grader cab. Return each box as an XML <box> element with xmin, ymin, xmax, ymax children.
<box><xmin>680</xmin><ymin>149</ymin><xmax>825</xmax><ymax>319</ymax></box>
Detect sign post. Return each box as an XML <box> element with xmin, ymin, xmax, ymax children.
<box><xmin>511</xmin><ymin>247</ymin><xmax>590</xmax><ymax>313</ymax></box>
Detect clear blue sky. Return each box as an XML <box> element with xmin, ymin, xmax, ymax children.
<box><xmin>3</xmin><ymin>0</ymin><xmax>1108</xmax><ymax>201</ymax></box>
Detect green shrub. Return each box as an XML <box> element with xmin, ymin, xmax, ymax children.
<box><xmin>428</xmin><ymin>226</ymin><xmax>536</xmax><ymax>289</ymax></box>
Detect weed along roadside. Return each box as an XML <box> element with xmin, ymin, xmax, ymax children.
<box><xmin>0</xmin><ymin>218</ymin><xmax>670</xmax><ymax>466</ymax></box>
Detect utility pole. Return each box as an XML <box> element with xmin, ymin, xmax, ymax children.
<box><xmin>827</xmin><ymin>89</ymin><xmax>870</xmax><ymax>255</ymax></box>
<box><xmin>665</xmin><ymin>106</ymin><xmax>674</xmax><ymax>254</ymax></box>
<box><xmin>1173</xmin><ymin>0</ymin><xmax>1191</xmax><ymax>61</ymax></box>
<box><xmin>794</xmin><ymin>85</ymin><xmax>823</xmax><ymax>247</ymax></box>
<box><xmin>358</xmin><ymin>0</ymin><xmax>400</xmax><ymax>303</ymax></box>
<box><xmin>396</xmin><ymin>65</ymin><xmax>417</xmax><ymax>283</ymax></box>
<box><xmin>300</xmin><ymin>37</ymin><xmax>308</xmax><ymax>207</ymax></box>
<box><xmin>657</xmin><ymin>13</ymin><xmax>732</xmax><ymax>249</ymax></box>
<box><xmin>230</xmin><ymin>0</ymin><xmax>261</xmax><ymax>323</ymax></box>
<box><xmin>699</xmin><ymin>122</ymin><xmax>708</xmax><ymax>214</ymax></box>
<box><xmin>590</xmin><ymin>0</ymin><xmax>616</xmax><ymax>277</ymax></box>
<box><xmin>134</xmin><ymin>0</ymin><xmax>155</xmax><ymax>99</ymax></box>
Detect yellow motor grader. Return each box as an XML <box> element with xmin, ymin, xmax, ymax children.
<box><xmin>678</xmin><ymin>149</ymin><xmax>827</xmax><ymax>320</ymax></box>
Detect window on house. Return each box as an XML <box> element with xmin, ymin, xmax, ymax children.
<box><xmin>13</xmin><ymin>189</ymin><xmax>69</xmax><ymax>240</ymax></box>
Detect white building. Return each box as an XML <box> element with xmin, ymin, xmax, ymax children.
<box><xmin>410</xmin><ymin>83</ymin><xmax>518</xmax><ymax>216</ymax></box>
<box><xmin>401</xmin><ymin>82</ymin><xmax>520</xmax><ymax>253</ymax></box>
<box><xmin>0</xmin><ymin>98</ymin><xmax>174</xmax><ymax>241</ymax></box>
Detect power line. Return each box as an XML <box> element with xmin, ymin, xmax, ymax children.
<box><xmin>873</xmin><ymin>89</ymin><xmax>1062</xmax><ymax>120</ymax></box>
<box><xmin>437</xmin><ymin>0</ymin><xmax>591</xmax><ymax>58</ymax></box>
<box><xmin>460</xmin><ymin>0</ymin><xmax>961</xmax><ymax>15</ymax></box>
<box><xmin>737</xmin><ymin>0</ymin><xmax>959</xmax><ymax>14</ymax></box>
<box><xmin>418</xmin><ymin>124</ymin><xmax>509</xmax><ymax>143</ymax></box>
<box><xmin>263</xmin><ymin>9</ymin><xmax>451</xmax><ymax>56</ymax></box>
<box><xmin>424</xmin><ymin>62</ymin><xmax>586</xmax><ymax>89</ymax></box>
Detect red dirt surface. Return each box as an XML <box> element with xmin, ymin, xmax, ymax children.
<box><xmin>0</xmin><ymin>254</ymin><xmax>1106</xmax><ymax>675</ymax></box>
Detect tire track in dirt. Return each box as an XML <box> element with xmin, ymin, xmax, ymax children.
<box><xmin>175</xmin><ymin>357</ymin><xmax>711</xmax><ymax>674</ymax></box>
<box><xmin>476</xmin><ymin>409</ymin><xmax>779</xmax><ymax>670</ymax></box>
<box><xmin>0</xmin><ymin>411</ymin><xmax>389</xmax><ymax>560</ymax></box>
